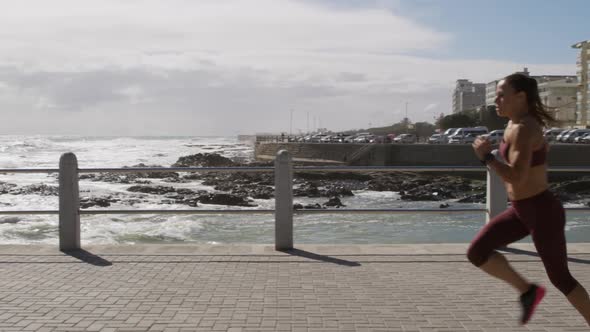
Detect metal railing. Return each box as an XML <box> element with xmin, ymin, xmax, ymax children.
<box><xmin>1</xmin><ymin>151</ymin><xmax>590</xmax><ymax>251</ymax></box>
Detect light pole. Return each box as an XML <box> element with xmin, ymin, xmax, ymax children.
<box><xmin>289</xmin><ymin>109</ymin><xmax>294</xmax><ymax>136</ymax></box>
<box><xmin>405</xmin><ymin>101</ymin><xmax>408</xmax><ymax>120</ymax></box>
<box><xmin>405</xmin><ymin>101</ymin><xmax>409</xmax><ymax>133</ymax></box>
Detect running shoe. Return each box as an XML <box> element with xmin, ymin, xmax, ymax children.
<box><xmin>519</xmin><ymin>284</ymin><xmax>546</xmax><ymax>325</ymax></box>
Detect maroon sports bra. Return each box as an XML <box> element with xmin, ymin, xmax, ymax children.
<box><xmin>499</xmin><ymin>139</ymin><xmax>547</xmax><ymax>167</ymax></box>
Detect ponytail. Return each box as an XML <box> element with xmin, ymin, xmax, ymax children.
<box><xmin>504</xmin><ymin>73</ymin><xmax>555</xmax><ymax>127</ymax></box>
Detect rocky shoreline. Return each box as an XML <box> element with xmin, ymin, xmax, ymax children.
<box><xmin>1</xmin><ymin>153</ymin><xmax>590</xmax><ymax>210</ymax></box>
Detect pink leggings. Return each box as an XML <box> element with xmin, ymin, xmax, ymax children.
<box><xmin>467</xmin><ymin>190</ymin><xmax>578</xmax><ymax>295</ymax></box>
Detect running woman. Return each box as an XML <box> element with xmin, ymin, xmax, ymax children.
<box><xmin>469</xmin><ymin>73</ymin><xmax>590</xmax><ymax>326</ymax></box>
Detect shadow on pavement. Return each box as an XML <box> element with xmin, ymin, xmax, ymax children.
<box><xmin>279</xmin><ymin>248</ymin><xmax>361</xmax><ymax>266</ymax></box>
<box><xmin>62</xmin><ymin>249</ymin><xmax>113</xmax><ymax>266</ymax></box>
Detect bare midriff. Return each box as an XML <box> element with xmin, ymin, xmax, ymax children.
<box><xmin>504</xmin><ymin>164</ymin><xmax>548</xmax><ymax>201</ymax></box>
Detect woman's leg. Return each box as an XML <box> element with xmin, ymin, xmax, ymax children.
<box><xmin>566</xmin><ymin>285</ymin><xmax>590</xmax><ymax>325</ymax></box>
<box><xmin>467</xmin><ymin>207</ymin><xmax>531</xmax><ymax>293</ymax></box>
<box><xmin>529</xmin><ymin>197</ymin><xmax>590</xmax><ymax>325</ymax></box>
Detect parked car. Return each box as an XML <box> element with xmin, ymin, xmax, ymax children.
<box><xmin>556</xmin><ymin>129</ymin><xmax>575</xmax><ymax>143</ymax></box>
<box><xmin>330</xmin><ymin>133</ymin><xmax>347</xmax><ymax>143</ymax></box>
<box><xmin>393</xmin><ymin>134</ymin><xmax>417</xmax><ymax>143</ymax></box>
<box><xmin>544</xmin><ymin>128</ymin><xmax>566</xmax><ymax>142</ymax></box>
<box><xmin>441</xmin><ymin>128</ymin><xmax>458</xmax><ymax>143</ymax></box>
<box><xmin>353</xmin><ymin>136</ymin><xmax>369</xmax><ymax>143</ymax></box>
<box><xmin>481</xmin><ymin>129</ymin><xmax>505</xmax><ymax>144</ymax></box>
<box><xmin>343</xmin><ymin>135</ymin><xmax>356</xmax><ymax>143</ymax></box>
<box><xmin>574</xmin><ymin>132</ymin><xmax>590</xmax><ymax>143</ymax></box>
<box><xmin>447</xmin><ymin>127</ymin><xmax>488</xmax><ymax>144</ymax></box>
<box><xmin>562</xmin><ymin>129</ymin><xmax>590</xmax><ymax>143</ymax></box>
<box><xmin>427</xmin><ymin>134</ymin><xmax>445</xmax><ymax>144</ymax></box>
<box><xmin>461</xmin><ymin>133</ymin><xmax>480</xmax><ymax>144</ymax></box>
<box><xmin>582</xmin><ymin>134</ymin><xmax>590</xmax><ymax>144</ymax></box>
<box><xmin>310</xmin><ymin>134</ymin><xmax>329</xmax><ymax>143</ymax></box>
<box><xmin>352</xmin><ymin>132</ymin><xmax>373</xmax><ymax>143</ymax></box>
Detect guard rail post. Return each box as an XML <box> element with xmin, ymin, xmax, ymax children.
<box><xmin>59</xmin><ymin>152</ymin><xmax>81</xmax><ymax>250</ymax></box>
<box><xmin>274</xmin><ymin>150</ymin><xmax>293</xmax><ymax>250</ymax></box>
<box><xmin>486</xmin><ymin>168</ymin><xmax>507</xmax><ymax>223</ymax></box>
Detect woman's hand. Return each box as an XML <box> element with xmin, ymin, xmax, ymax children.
<box><xmin>472</xmin><ymin>136</ymin><xmax>492</xmax><ymax>160</ymax></box>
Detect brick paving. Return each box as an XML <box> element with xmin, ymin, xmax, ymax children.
<box><xmin>1</xmin><ymin>243</ymin><xmax>589</xmax><ymax>331</ymax></box>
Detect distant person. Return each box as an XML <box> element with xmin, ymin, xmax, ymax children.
<box><xmin>469</xmin><ymin>73</ymin><xmax>590</xmax><ymax>326</ymax></box>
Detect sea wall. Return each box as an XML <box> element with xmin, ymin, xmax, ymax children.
<box><xmin>255</xmin><ymin>143</ymin><xmax>590</xmax><ymax>167</ymax></box>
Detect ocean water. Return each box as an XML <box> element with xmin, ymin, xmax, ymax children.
<box><xmin>0</xmin><ymin>135</ymin><xmax>589</xmax><ymax>245</ymax></box>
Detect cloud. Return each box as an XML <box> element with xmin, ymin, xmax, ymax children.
<box><xmin>0</xmin><ymin>0</ymin><xmax>576</xmax><ymax>135</ymax></box>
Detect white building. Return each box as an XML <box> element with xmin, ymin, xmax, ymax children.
<box><xmin>538</xmin><ymin>77</ymin><xmax>578</xmax><ymax>127</ymax></box>
<box><xmin>485</xmin><ymin>80</ymin><xmax>499</xmax><ymax>107</ymax></box>
<box><xmin>572</xmin><ymin>40</ymin><xmax>590</xmax><ymax>127</ymax></box>
<box><xmin>452</xmin><ymin>79</ymin><xmax>486</xmax><ymax>113</ymax></box>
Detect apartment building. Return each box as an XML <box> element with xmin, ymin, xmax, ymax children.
<box><xmin>572</xmin><ymin>40</ymin><xmax>590</xmax><ymax>127</ymax></box>
<box><xmin>538</xmin><ymin>77</ymin><xmax>578</xmax><ymax>127</ymax></box>
<box><xmin>452</xmin><ymin>79</ymin><xmax>486</xmax><ymax>113</ymax></box>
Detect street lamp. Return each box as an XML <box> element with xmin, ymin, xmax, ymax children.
<box><xmin>289</xmin><ymin>109</ymin><xmax>294</xmax><ymax>136</ymax></box>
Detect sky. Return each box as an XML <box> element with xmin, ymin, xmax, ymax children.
<box><xmin>0</xmin><ymin>0</ymin><xmax>588</xmax><ymax>136</ymax></box>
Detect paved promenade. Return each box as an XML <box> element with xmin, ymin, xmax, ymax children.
<box><xmin>1</xmin><ymin>243</ymin><xmax>590</xmax><ymax>331</ymax></box>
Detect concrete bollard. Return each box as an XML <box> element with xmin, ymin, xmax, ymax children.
<box><xmin>486</xmin><ymin>168</ymin><xmax>507</xmax><ymax>223</ymax></box>
<box><xmin>59</xmin><ymin>153</ymin><xmax>80</xmax><ymax>251</ymax></box>
<box><xmin>274</xmin><ymin>150</ymin><xmax>293</xmax><ymax>250</ymax></box>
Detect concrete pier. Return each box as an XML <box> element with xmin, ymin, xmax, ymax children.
<box><xmin>1</xmin><ymin>243</ymin><xmax>590</xmax><ymax>331</ymax></box>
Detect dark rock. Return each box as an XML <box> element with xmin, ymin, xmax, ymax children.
<box><xmin>324</xmin><ymin>197</ymin><xmax>345</xmax><ymax>208</ymax></box>
<box><xmin>294</xmin><ymin>183</ymin><xmax>321</xmax><ymax>198</ymax></box>
<box><xmin>439</xmin><ymin>203</ymin><xmax>450</xmax><ymax>208</ymax></box>
<box><xmin>230</xmin><ymin>185</ymin><xmax>274</xmax><ymax>199</ymax></box>
<box><xmin>554</xmin><ymin>192</ymin><xmax>573</xmax><ymax>203</ymax></box>
<box><xmin>127</xmin><ymin>185</ymin><xmax>176</xmax><ymax>195</ymax></box>
<box><xmin>0</xmin><ymin>182</ymin><xmax>17</xmax><ymax>194</ymax></box>
<box><xmin>124</xmin><ymin>198</ymin><xmax>144</xmax><ymax>206</ymax></box>
<box><xmin>183</xmin><ymin>174</ymin><xmax>205</xmax><ymax>180</ymax></box>
<box><xmin>91</xmin><ymin>173</ymin><xmax>140</xmax><ymax>184</ymax></box>
<box><xmin>367</xmin><ymin>178</ymin><xmax>402</xmax><ymax>191</ymax></box>
<box><xmin>173</xmin><ymin>153</ymin><xmax>235</xmax><ymax>167</ymax></box>
<box><xmin>198</xmin><ymin>193</ymin><xmax>256</xmax><ymax>207</ymax></box>
<box><xmin>552</xmin><ymin>180</ymin><xmax>590</xmax><ymax>194</ymax></box>
<box><xmin>125</xmin><ymin>163</ymin><xmax>179</xmax><ymax>179</ymax></box>
<box><xmin>249</xmin><ymin>187</ymin><xmax>274</xmax><ymax>199</ymax></box>
<box><xmin>178</xmin><ymin>198</ymin><xmax>199</xmax><ymax>207</ymax></box>
<box><xmin>303</xmin><ymin>203</ymin><xmax>324</xmax><ymax>209</ymax></box>
<box><xmin>325</xmin><ymin>185</ymin><xmax>354</xmax><ymax>197</ymax></box>
<box><xmin>176</xmin><ymin>188</ymin><xmax>198</xmax><ymax>195</ymax></box>
<box><xmin>293</xmin><ymin>203</ymin><xmax>304</xmax><ymax>210</ymax></box>
<box><xmin>400</xmin><ymin>185</ymin><xmax>457</xmax><ymax>201</ymax></box>
<box><xmin>162</xmin><ymin>177</ymin><xmax>188</xmax><ymax>183</ymax></box>
<box><xmin>80</xmin><ymin>196</ymin><xmax>119</xmax><ymax>209</ymax></box>
<box><xmin>12</xmin><ymin>184</ymin><xmax>58</xmax><ymax>196</ymax></box>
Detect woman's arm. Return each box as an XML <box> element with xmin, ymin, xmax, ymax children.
<box><xmin>486</xmin><ymin>124</ymin><xmax>534</xmax><ymax>184</ymax></box>
<box><xmin>472</xmin><ymin>124</ymin><xmax>534</xmax><ymax>185</ymax></box>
